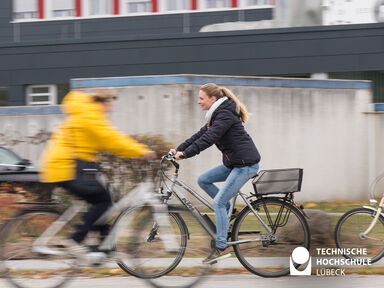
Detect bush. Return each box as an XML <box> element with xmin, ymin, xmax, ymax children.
<box><xmin>95</xmin><ymin>134</ymin><xmax>173</xmax><ymax>201</ymax></box>
<box><xmin>1</xmin><ymin>134</ymin><xmax>173</xmax><ymax>207</ymax></box>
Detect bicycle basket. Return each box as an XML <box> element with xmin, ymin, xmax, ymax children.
<box><xmin>252</xmin><ymin>168</ymin><xmax>303</xmax><ymax>195</ymax></box>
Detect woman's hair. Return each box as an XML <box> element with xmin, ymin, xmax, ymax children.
<box><xmin>200</xmin><ymin>83</ymin><xmax>248</xmax><ymax>122</ymax></box>
<box><xmin>89</xmin><ymin>88</ymin><xmax>117</xmax><ymax>103</ymax></box>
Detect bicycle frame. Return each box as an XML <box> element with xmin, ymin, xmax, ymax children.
<box><xmin>360</xmin><ymin>172</ymin><xmax>384</xmax><ymax>239</ymax></box>
<box><xmin>361</xmin><ymin>196</ymin><xmax>384</xmax><ymax>239</ymax></box>
<box><xmin>98</xmin><ymin>179</ymin><xmax>178</xmax><ymax>252</ymax></box>
<box><xmin>33</xmin><ymin>173</ymin><xmax>179</xmax><ymax>257</ymax></box>
<box><xmin>162</xmin><ymin>156</ymin><xmax>274</xmax><ymax>245</ymax></box>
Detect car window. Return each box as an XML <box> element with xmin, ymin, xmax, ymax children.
<box><xmin>0</xmin><ymin>148</ymin><xmax>22</xmax><ymax>165</ymax></box>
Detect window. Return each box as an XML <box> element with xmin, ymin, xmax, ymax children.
<box><xmin>203</xmin><ymin>0</ymin><xmax>230</xmax><ymax>9</ymax></box>
<box><xmin>124</xmin><ymin>0</ymin><xmax>151</xmax><ymax>13</ymax></box>
<box><xmin>13</xmin><ymin>0</ymin><xmax>37</xmax><ymax>20</ymax></box>
<box><xmin>162</xmin><ymin>0</ymin><xmax>189</xmax><ymax>11</ymax></box>
<box><xmin>50</xmin><ymin>0</ymin><xmax>75</xmax><ymax>18</ymax></box>
<box><xmin>88</xmin><ymin>0</ymin><xmax>113</xmax><ymax>15</ymax></box>
<box><xmin>0</xmin><ymin>147</ymin><xmax>23</xmax><ymax>166</ymax></box>
<box><xmin>57</xmin><ymin>83</ymin><xmax>70</xmax><ymax>104</ymax></box>
<box><xmin>26</xmin><ymin>85</ymin><xmax>57</xmax><ymax>106</ymax></box>
<box><xmin>240</xmin><ymin>0</ymin><xmax>273</xmax><ymax>7</ymax></box>
<box><xmin>0</xmin><ymin>87</ymin><xmax>7</xmax><ymax>106</ymax></box>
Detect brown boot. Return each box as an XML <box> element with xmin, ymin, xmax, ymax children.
<box><xmin>202</xmin><ymin>247</ymin><xmax>231</xmax><ymax>264</ymax></box>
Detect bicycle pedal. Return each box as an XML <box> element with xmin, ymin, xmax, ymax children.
<box><xmin>261</xmin><ymin>240</ymin><xmax>270</xmax><ymax>247</ymax></box>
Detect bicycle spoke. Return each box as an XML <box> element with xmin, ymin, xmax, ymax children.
<box><xmin>0</xmin><ymin>210</ymin><xmax>76</xmax><ymax>288</ymax></box>
<box><xmin>274</xmin><ymin>241</ymin><xmax>305</xmax><ymax>245</ymax></box>
<box><xmin>232</xmin><ymin>198</ymin><xmax>310</xmax><ymax>277</ymax></box>
<box><xmin>129</xmin><ymin>208</ymin><xmax>212</xmax><ymax>288</ymax></box>
<box><xmin>335</xmin><ymin>207</ymin><xmax>384</xmax><ymax>263</ymax></box>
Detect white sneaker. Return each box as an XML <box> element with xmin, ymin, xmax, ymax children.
<box><xmin>62</xmin><ymin>239</ymin><xmax>90</xmax><ymax>257</ymax></box>
<box><xmin>32</xmin><ymin>245</ymin><xmax>66</xmax><ymax>256</ymax></box>
<box><xmin>62</xmin><ymin>239</ymin><xmax>107</xmax><ymax>266</ymax></box>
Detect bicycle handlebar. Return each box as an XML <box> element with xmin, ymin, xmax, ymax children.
<box><xmin>162</xmin><ymin>153</ymin><xmax>180</xmax><ymax>170</ymax></box>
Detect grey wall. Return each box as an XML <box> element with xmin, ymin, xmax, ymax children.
<box><xmin>0</xmin><ymin>1</ymin><xmax>12</xmax><ymax>43</ymax></box>
<box><xmin>78</xmin><ymin>78</ymin><xmax>371</xmax><ymax>202</ymax></box>
<box><xmin>0</xmin><ymin>75</ymin><xmax>374</xmax><ymax>202</ymax></box>
<box><xmin>366</xmin><ymin>112</ymin><xmax>384</xmax><ymax>199</ymax></box>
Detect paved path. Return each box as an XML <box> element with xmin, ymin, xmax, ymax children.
<box><xmin>1</xmin><ymin>275</ymin><xmax>383</xmax><ymax>288</ymax></box>
<box><xmin>4</xmin><ymin>256</ymin><xmax>384</xmax><ymax>270</ymax></box>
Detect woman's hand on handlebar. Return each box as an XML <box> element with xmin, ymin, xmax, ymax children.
<box><xmin>175</xmin><ymin>151</ymin><xmax>185</xmax><ymax>160</ymax></box>
<box><xmin>168</xmin><ymin>149</ymin><xmax>185</xmax><ymax>160</ymax></box>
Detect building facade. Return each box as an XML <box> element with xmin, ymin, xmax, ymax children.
<box><xmin>0</xmin><ymin>0</ymin><xmax>384</xmax><ymax>106</ymax></box>
<box><xmin>1</xmin><ymin>0</ymin><xmax>274</xmax><ymax>106</ymax></box>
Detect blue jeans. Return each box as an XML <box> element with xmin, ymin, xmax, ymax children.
<box><xmin>197</xmin><ymin>163</ymin><xmax>259</xmax><ymax>249</ymax></box>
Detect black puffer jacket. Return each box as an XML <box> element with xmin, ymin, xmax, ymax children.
<box><xmin>176</xmin><ymin>99</ymin><xmax>261</xmax><ymax>168</ymax></box>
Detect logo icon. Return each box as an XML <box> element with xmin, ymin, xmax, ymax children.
<box><xmin>290</xmin><ymin>247</ymin><xmax>311</xmax><ymax>276</ymax></box>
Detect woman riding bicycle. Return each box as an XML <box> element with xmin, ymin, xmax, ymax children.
<box><xmin>170</xmin><ymin>83</ymin><xmax>261</xmax><ymax>264</ymax></box>
<box><xmin>40</xmin><ymin>89</ymin><xmax>155</xmax><ymax>254</ymax></box>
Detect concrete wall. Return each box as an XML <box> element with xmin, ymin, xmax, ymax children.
<box><xmin>0</xmin><ymin>106</ymin><xmax>63</xmax><ymax>165</ymax></box>
<box><xmin>366</xmin><ymin>111</ymin><xmax>384</xmax><ymax>199</ymax></box>
<box><xmin>0</xmin><ymin>75</ymin><xmax>374</xmax><ymax>202</ymax></box>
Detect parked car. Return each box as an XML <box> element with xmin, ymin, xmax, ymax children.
<box><xmin>0</xmin><ymin>147</ymin><xmax>34</xmax><ymax>172</ymax></box>
<box><xmin>0</xmin><ymin>146</ymin><xmax>47</xmax><ymax>202</ymax></box>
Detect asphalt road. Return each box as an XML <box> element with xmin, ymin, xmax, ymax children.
<box><xmin>1</xmin><ymin>275</ymin><xmax>383</xmax><ymax>288</ymax></box>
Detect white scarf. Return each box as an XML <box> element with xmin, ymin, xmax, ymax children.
<box><xmin>205</xmin><ymin>97</ymin><xmax>228</xmax><ymax>124</ymax></box>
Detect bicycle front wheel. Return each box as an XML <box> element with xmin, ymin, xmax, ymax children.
<box><xmin>129</xmin><ymin>206</ymin><xmax>213</xmax><ymax>288</ymax></box>
<box><xmin>0</xmin><ymin>209</ymin><xmax>76</xmax><ymax>288</ymax></box>
<box><xmin>335</xmin><ymin>207</ymin><xmax>384</xmax><ymax>263</ymax></box>
<box><xmin>232</xmin><ymin>198</ymin><xmax>310</xmax><ymax>277</ymax></box>
<box><xmin>115</xmin><ymin>206</ymin><xmax>187</xmax><ymax>278</ymax></box>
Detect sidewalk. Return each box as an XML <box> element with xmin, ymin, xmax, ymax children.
<box><xmin>5</xmin><ymin>257</ymin><xmax>384</xmax><ymax>270</ymax></box>
<box><xmin>3</xmin><ymin>275</ymin><xmax>384</xmax><ymax>288</ymax></box>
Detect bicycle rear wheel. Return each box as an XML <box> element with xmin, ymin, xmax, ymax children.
<box><xmin>334</xmin><ymin>207</ymin><xmax>384</xmax><ymax>263</ymax></box>
<box><xmin>0</xmin><ymin>209</ymin><xmax>76</xmax><ymax>288</ymax></box>
<box><xmin>232</xmin><ymin>198</ymin><xmax>310</xmax><ymax>277</ymax></box>
<box><xmin>129</xmin><ymin>206</ymin><xmax>213</xmax><ymax>288</ymax></box>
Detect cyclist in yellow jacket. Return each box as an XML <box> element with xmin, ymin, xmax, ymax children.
<box><xmin>40</xmin><ymin>89</ymin><xmax>155</xmax><ymax>253</ymax></box>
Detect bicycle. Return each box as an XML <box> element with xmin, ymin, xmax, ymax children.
<box><xmin>334</xmin><ymin>172</ymin><xmax>384</xmax><ymax>263</ymax></box>
<box><xmin>0</xmin><ymin>161</ymin><xmax>187</xmax><ymax>288</ymax></box>
<box><xmin>131</xmin><ymin>154</ymin><xmax>310</xmax><ymax>288</ymax></box>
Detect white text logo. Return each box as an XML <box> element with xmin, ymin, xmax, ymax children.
<box><xmin>290</xmin><ymin>247</ymin><xmax>312</xmax><ymax>276</ymax></box>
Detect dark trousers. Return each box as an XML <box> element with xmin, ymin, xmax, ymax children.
<box><xmin>59</xmin><ymin>179</ymin><xmax>112</xmax><ymax>243</ymax></box>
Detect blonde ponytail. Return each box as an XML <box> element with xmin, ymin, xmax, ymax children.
<box><xmin>200</xmin><ymin>83</ymin><xmax>249</xmax><ymax>123</ymax></box>
<box><xmin>220</xmin><ymin>87</ymin><xmax>248</xmax><ymax>123</ymax></box>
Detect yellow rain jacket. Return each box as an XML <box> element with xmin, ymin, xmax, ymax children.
<box><xmin>40</xmin><ymin>91</ymin><xmax>150</xmax><ymax>183</ymax></box>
